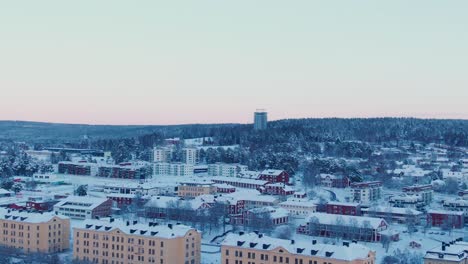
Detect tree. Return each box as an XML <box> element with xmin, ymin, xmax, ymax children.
<box><xmin>445</xmin><ymin>178</ymin><xmax>460</xmax><ymax>194</ymax></box>
<box><xmin>75</xmin><ymin>185</ymin><xmax>88</xmax><ymax>196</ymax></box>
<box><xmin>1</xmin><ymin>179</ymin><xmax>14</xmax><ymax>190</ymax></box>
<box><xmin>11</xmin><ymin>182</ymin><xmax>22</xmax><ymax>193</ymax></box>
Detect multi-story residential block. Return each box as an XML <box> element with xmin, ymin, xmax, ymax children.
<box><xmin>177</xmin><ymin>181</ymin><xmax>217</xmax><ymax>198</ymax></box>
<box><xmin>58</xmin><ymin>161</ymin><xmax>94</xmax><ymax>176</ymax></box>
<box><xmin>106</xmin><ymin>193</ymin><xmax>138</xmax><ymax>208</ymax></box>
<box><xmin>0</xmin><ymin>208</ymin><xmax>70</xmax><ymax>253</ymax></box>
<box><xmin>154</xmin><ymin>162</ymin><xmax>194</xmax><ymax>177</ymax></box>
<box><xmin>349</xmin><ymin>181</ymin><xmax>382</xmax><ymax>203</ymax></box>
<box><xmin>73</xmin><ymin>218</ymin><xmax>201</xmax><ymax>264</ymax></box>
<box><xmin>402</xmin><ymin>184</ymin><xmax>433</xmax><ymax>205</ymax></box>
<box><xmin>144</xmin><ymin>196</ymin><xmax>211</xmax><ymax>220</ymax></box>
<box><xmin>279</xmin><ymin>200</ymin><xmax>317</xmax><ymax>218</ymax></box>
<box><xmin>427</xmin><ymin>210</ymin><xmax>465</xmax><ymax>229</ymax></box>
<box><xmin>361</xmin><ymin>206</ymin><xmax>422</xmax><ymax>224</ymax></box>
<box><xmin>232</xmin><ymin>206</ymin><xmax>289</xmax><ymax>226</ymax></box>
<box><xmin>258</xmin><ymin>169</ymin><xmax>290</xmax><ymax>184</ymax></box>
<box><xmin>424</xmin><ymin>240</ymin><xmax>468</xmax><ymax>264</ymax></box>
<box><xmin>443</xmin><ymin>199</ymin><xmax>468</xmax><ymax>221</ymax></box>
<box><xmin>222</xmin><ymin>232</ymin><xmax>376</xmax><ymax>264</ymax></box>
<box><xmin>54</xmin><ymin>196</ymin><xmax>112</xmax><ymax>220</ymax></box>
<box><xmin>182</xmin><ymin>147</ymin><xmax>199</xmax><ymax>164</ymax></box>
<box><xmin>99</xmin><ymin>181</ymin><xmax>175</xmax><ymax>196</ymax></box>
<box><xmin>25</xmin><ymin>150</ymin><xmax>59</xmax><ymax>162</ymax></box>
<box><xmin>152</xmin><ymin>147</ymin><xmax>173</xmax><ymax>163</ymax></box>
<box><xmin>319</xmin><ymin>174</ymin><xmax>350</xmax><ymax>188</ymax></box>
<box><xmin>389</xmin><ymin>194</ymin><xmax>425</xmax><ymax>210</ymax></box>
<box><xmin>260</xmin><ymin>183</ymin><xmax>295</xmax><ymax>196</ymax></box>
<box><xmin>325</xmin><ymin>202</ymin><xmax>361</xmax><ymax>216</ymax></box>
<box><xmin>207</xmin><ymin>163</ymin><xmax>248</xmax><ymax>177</ymax></box>
<box><xmin>297</xmin><ymin>213</ymin><xmax>395</xmax><ymax>242</ymax></box>
<box><xmin>98</xmin><ymin>163</ymin><xmax>152</xmax><ymax>180</ymax></box>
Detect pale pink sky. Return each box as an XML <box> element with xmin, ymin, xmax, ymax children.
<box><xmin>0</xmin><ymin>1</ymin><xmax>466</xmax><ymax>125</ymax></box>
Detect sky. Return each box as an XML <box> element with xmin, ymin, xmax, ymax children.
<box><xmin>0</xmin><ymin>1</ymin><xmax>467</xmax><ymax>125</ymax></box>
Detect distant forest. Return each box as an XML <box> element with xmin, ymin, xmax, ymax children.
<box><xmin>1</xmin><ymin>118</ymin><xmax>466</xmax><ymax>147</ymax></box>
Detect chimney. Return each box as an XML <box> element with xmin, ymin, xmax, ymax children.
<box><xmin>239</xmin><ymin>231</ymin><xmax>244</xmax><ymax>236</ymax></box>
<box><xmin>168</xmin><ymin>224</ymin><xmax>173</xmax><ymax>229</ymax></box>
<box><xmin>126</xmin><ymin>221</ymin><xmax>130</xmax><ymax>226</ymax></box>
<box><xmin>110</xmin><ymin>218</ymin><xmax>114</xmax><ymax>223</ymax></box>
<box><xmin>258</xmin><ymin>234</ymin><xmax>263</xmax><ymax>238</ymax></box>
<box><xmin>291</xmin><ymin>240</ymin><xmax>295</xmax><ymax>245</ymax></box>
<box><xmin>343</xmin><ymin>242</ymin><xmax>349</xmax><ymax>247</ymax></box>
<box><xmin>442</xmin><ymin>243</ymin><xmax>446</xmax><ymax>251</ymax></box>
<box><xmin>312</xmin><ymin>240</ymin><xmax>317</xmax><ymax>245</ymax></box>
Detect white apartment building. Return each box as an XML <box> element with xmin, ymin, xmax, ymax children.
<box><xmin>207</xmin><ymin>163</ymin><xmax>248</xmax><ymax>177</ymax></box>
<box><xmin>152</xmin><ymin>147</ymin><xmax>173</xmax><ymax>163</ymax></box>
<box><xmin>182</xmin><ymin>147</ymin><xmax>198</xmax><ymax>164</ymax></box>
<box><xmin>54</xmin><ymin>196</ymin><xmax>112</xmax><ymax>220</ymax></box>
<box><xmin>153</xmin><ymin>162</ymin><xmax>194</xmax><ymax>177</ymax></box>
<box><xmin>349</xmin><ymin>181</ymin><xmax>382</xmax><ymax>203</ymax></box>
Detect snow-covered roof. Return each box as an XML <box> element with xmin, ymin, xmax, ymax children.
<box><xmin>0</xmin><ymin>188</ymin><xmax>12</xmax><ymax>195</ymax></box>
<box><xmin>362</xmin><ymin>206</ymin><xmax>422</xmax><ymax>215</ymax></box>
<box><xmin>222</xmin><ymin>232</ymin><xmax>374</xmax><ymax>261</ymax></box>
<box><xmin>213</xmin><ymin>183</ymin><xmax>235</xmax><ymax>189</ymax></box>
<box><xmin>0</xmin><ymin>208</ymin><xmax>69</xmax><ymax>223</ymax></box>
<box><xmin>279</xmin><ymin>200</ymin><xmax>317</xmax><ymax>207</ymax></box>
<box><xmin>212</xmin><ymin>177</ymin><xmax>268</xmax><ymax>185</ymax></box>
<box><xmin>76</xmin><ymin>218</ymin><xmax>197</xmax><ymax>239</ymax></box>
<box><xmin>260</xmin><ymin>169</ymin><xmax>285</xmax><ymax>176</ymax></box>
<box><xmin>144</xmin><ymin>196</ymin><xmax>209</xmax><ymax>210</ymax></box>
<box><xmin>54</xmin><ymin>196</ymin><xmax>109</xmax><ymax>210</ymax></box>
<box><xmin>428</xmin><ymin>209</ymin><xmax>464</xmax><ymax>216</ymax></box>
<box><xmin>424</xmin><ymin>241</ymin><xmax>468</xmax><ymax>261</ymax></box>
<box><xmin>326</xmin><ymin>201</ymin><xmax>360</xmax><ymax>207</ymax></box>
<box><xmin>248</xmin><ymin>206</ymin><xmax>289</xmax><ymax>219</ymax></box>
<box><xmin>306</xmin><ymin>213</ymin><xmax>386</xmax><ymax>229</ymax></box>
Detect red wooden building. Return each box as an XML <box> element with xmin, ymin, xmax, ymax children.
<box><xmin>258</xmin><ymin>170</ymin><xmax>290</xmax><ymax>184</ymax></box>
<box><xmin>427</xmin><ymin>210</ymin><xmax>464</xmax><ymax>229</ymax></box>
<box><xmin>325</xmin><ymin>202</ymin><xmax>361</xmax><ymax>216</ymax></box>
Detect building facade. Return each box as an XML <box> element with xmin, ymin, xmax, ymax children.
<box><xmin>222</xmin><ymin>232</ymin><xmax>376</xmax><ymax>264</ymax></box>
<box><xmin>424</xmin><ymin>240</ymin><xmax>468</xmax><ymax>264</ymax></box>
<box><xmin>253</xmin><ymin>111</ymin><xmax>268</xmax><ymax>130</ymax></box>
<box><xmin>177</xmin><ymin>182</ymin><xmax>217</xmax><ymax>198</ymax></box>
<box><xmin>349</xmin><ymin>181</ymin><xmax>382</xmax><ymax>203</ymax></box>
<box><xmin>0</xmin><ymin>209</ymin><xmax>70</xmax><ymax>253</ymax></box>
<box><xmin>54</xmin><ymin>196</ymin><xmax>113</xmax><ymax>220</ymax></box>
<box><xmin>207</xmin><ymin>163</ymin><xmax>248</xmax><ymax>177</ymax></box>
<box><xmin>402</xmin><ymin>184</ymin><xmax>433</xmax><ymax>205</ymax></box>
<box><xmin>73</xmin><ymin>218</ymin><xmax>201</xmax><ymax>264</ymax></box>
<box><xmin>154</xmin><ymin>163</ymin><xmax>194</xmax><ymax>177</ymax></box>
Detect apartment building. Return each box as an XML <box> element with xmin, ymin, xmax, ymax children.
<box><xmin>427</xmin><ymin>210</ymin><xmax>465</xmax><ymax>229</ymax></box>
<box><xmin>424</xmin><ymin>240</ymin><xmax>468</xmax><ymax>264</ymax></box>
<box><xmin>182</xmin><ymin>147</ymin><xmax>198</xmax><ymax>164</ymax></box>
<box><xmin>258</xmin><ymin>169</ymin><xmax>290</xmax><ymax>184</ymax></box>
<box><xmin>319</xmin><ymin>174</ymin><xmax>350</xmax><ymax>188</ymax></box>
<box><xmin>73</xmin><ymin>218</ymin><xmax>201</xmax><ymax>264</ymax></box>
<box><xmin>361</xmin><ymin>206</ymin><xmax>422</xmax><ymax>224</ymax></box>
<box><xmin>0</xmin><ymin>208</ymin><xmax>70</xmax><ymax>253</ymax></box>
<box><xmin>222</xmin><ymin>232</ymin><xmax>376</xmax><ymax>264</ymax></box>
<box><xmin>349</xmin><ymin>181</ymin><xmax>382</xmax><ymax>203</ymax></box>
<box><xmin>325</xmin><ymin>202</ymin><xmax>361</xmax><ymax>216</ymax></box>
<box><xmin>54</xmin><ymin>196</ymin><xmax>112</xmax><ymax>220</ymax></box>
<box><xmin>443</xmin><ymin>199</ymin><xmax>468</xmax><ymax>221</ymax></box>
<box><xmin>58</xmin><ymin>161</ymin><xmax>95</xmax><ymax>176</ymax></box>
<box><xmin>177</xmin><ymin>181</ymin><xmax>217</xmax><ymax>198</ymax></box>
<box><xmin>154</xmin><ymin>162</ymin><xmax>194</xmax><ymax>177</ymax></box>
<box><xmin>402</xmin><ymin>184</ymin><xmax>433</xmax><ymax>205</ymax></box>
<box><xmin>297</xmin><ymin>213</ymin><xmax>393</xmax><ymax>242</ymax></box>
<box><xmin>389</xmin><ymin>194</ymin><xmax>425</xmax><ymax>210</ymax></box>
<box><xmin>152</xmin><ymin>147</ymin><xmax>173</xmax><ymax>163</ymax></box>
<box><xmin>207</xmin><ymin>163</ymin><xmax>248</xmax><ymax>177</ymax></box>
<box><xmin>279</xmin><ymin>200</ymin><xmax>317</xmax><ymax>218</ymax></box>
<box><xmin>98</xmin><ymin>163</ymin><xmax>152</xmax><ymax>180</ymax></box>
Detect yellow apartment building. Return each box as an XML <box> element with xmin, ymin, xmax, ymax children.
<box><xmin>0</xmin><ymin>208</ymin><xmax>70</xmax><ymax>253</ymax></box>
<box><xmin>73</xmin><ymin>218</ymin><xmax>201</xmax><ymax>264</ymax></box>
<box><xmin>222</xmin><ymin>232</ymin><xmax>376</xmax><ymax>264</ymax></box>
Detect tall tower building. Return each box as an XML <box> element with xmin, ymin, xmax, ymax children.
<box><xmin>254</xmin><ymin>110</ymin><xmax>268</xmax><ymax>130</ymax></box>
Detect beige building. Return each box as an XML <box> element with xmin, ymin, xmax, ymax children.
<box><xmin>0</xmin><ymin>208</ymin><xmax>70</xmax><ymax>253</ymax></box>
<box><xmin>424</xmin><ymin>240</ymin><xmax>468</xmax><ymax>264</ymax></box>
<box><xmin>73</xmin><ymin>218</ymin><xmax>201</xmax><ymax>264</ymax></box>
<box><xmin>177</xmin><ymin>181</ymin><xmax>217</xmax><ymax>198</ymax></box>
<box><xmin>279</xmin><ymin>200</ymin><xmax>317</xmax><ymax>218</ymax></box>
<box><xmin>222</xmin><ymin>232</ymin><xmax>376</xmax><ymax>264</ymax></box>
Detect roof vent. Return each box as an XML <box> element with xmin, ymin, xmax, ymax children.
<box><xmin>237</xmin><ymin>241</ymin><xmax>245</xmax><ymax>246</ymax></box>
<box><xmin>151</xmin><ymin>231</ymin><xmax>158</xmax><ymax>236</ymax></box>
<box><xmin>130</xmin><ymin>229</ymin><xmax>136</xmax><ymax>234</ymax></box>
<box><xmin>105</xmin><ymin>227</ymin><xmax>112</xmax><ymax>231</ymax></box>
<box><xmin>140</xmin><ymin>230</ymin><xmax>147</xmax><ymax>235</ymax></box>
<box><xmin>296</xmin><ymin>248</ymin><xmax>304</xmax><ymax>254</ymax></box>
<box><xmin>262</xmin><ymin>244</ymin><xmax>270</xmax><ymax>250</ymax></box>
<box><xmin>311</xmin><ymin>250</ymin><xmax>318</xmax><ymax>255</ymax></box>
<box><xmin>85</xmin><ymin>224</ymin><xmax>92</xmax><ymax>229</ymax></box>
<box><xmin>325</xmin><ymin>252</ymin><xmax>334</xmax><ymax>257</ymax></box>
<box><xmin>249</xmin><ymin>242</ymin><xmax>257</xmax><ymax>248</ymax></box>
